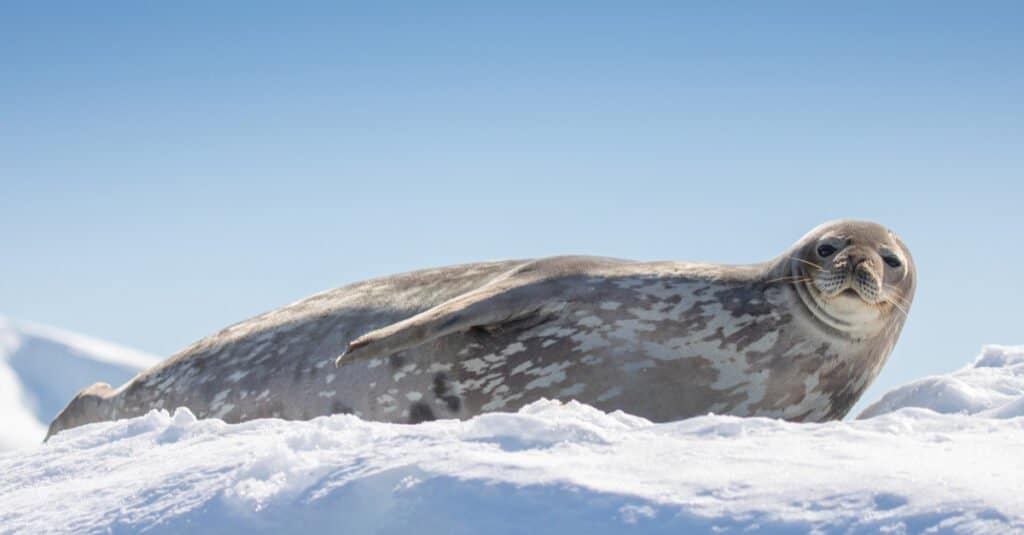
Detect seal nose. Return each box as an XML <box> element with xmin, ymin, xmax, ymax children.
<box><xmin>843</xmin><ymin>247</ymin><xmax>874</xmax><ymax>272</ymax></box>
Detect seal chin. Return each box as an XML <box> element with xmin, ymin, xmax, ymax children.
<box><xmin>827</xmin><ymin>288</ymin><xmax>883</xmax><ymax>316</ymax></box>
<box><xmin>814</xmin><ymin>294</ymin><xmax>881</xmax><ymax>337</ymax></box>
<box><xmin>794</xmin><ymin>270</ymin><xmax>885</xmax><ymax>338</ymax></box>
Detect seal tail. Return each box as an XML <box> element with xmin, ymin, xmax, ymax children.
<box><xmin>45</xmin><ymin>382</ymin><xmax>115</xmax><ymax>442</ymax></box>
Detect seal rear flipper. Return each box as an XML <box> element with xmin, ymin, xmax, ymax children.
<box><xmin>335</xmin><ymin>280</ymin><xmax>566</xmax><ymax>367</ymax></box>
<box><xmin>45</xmin><ymin>382</ymin><xmax>115</xmax><ymax>441</ymax></box>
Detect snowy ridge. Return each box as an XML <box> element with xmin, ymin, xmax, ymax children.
<box><xmin>0</xmin><ymin>317</ymin><xmax>159</xmax><ymax>450</ymax></box>
<box><xmin>3</xmin><ymin>403</ymin><xmax>1023</xmax><ymax>532</ymax></box>
<box><xmin>859</xmin><ymin>345</ymin><xmax>1024</xmax><ymax>419</ymax></box>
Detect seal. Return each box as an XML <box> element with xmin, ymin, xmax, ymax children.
<box><xmin>47</xmin><ymin>220</ymin><xmax>915</xmax><ymax>439</ymax></box>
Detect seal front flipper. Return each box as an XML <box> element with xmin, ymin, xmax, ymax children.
<box><xmin>335</xmin><ymin>279</ymin><xmax>567</xmax><ymax>367</ymax></box>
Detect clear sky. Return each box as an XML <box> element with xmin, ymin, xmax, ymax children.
<box><xmin>2</xmin><ymin>2</ymin><xmax>1022</xmax><ymax>414</ymax></box>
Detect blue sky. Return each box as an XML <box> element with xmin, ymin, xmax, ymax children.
<box><xmin>2</xmin><ymin>2</ymin><xmax>1022</xmax><ymax>413</ymax></box>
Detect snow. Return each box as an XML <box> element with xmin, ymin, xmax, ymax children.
<box><xmin>2</xmin><ymin>339</ymin><xmax>1022</xmax><ymax>533</ymax></box>
<box><xmin>859</xmin><ymin>345</ymin><xmax>1024</xmax><ymax>419</ymax></box>
<box><xmin>0</xmin><ymin>317</ymin><xmax>159</xmax><ymax>450</ymax></box>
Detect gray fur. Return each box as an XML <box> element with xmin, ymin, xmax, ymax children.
<box><xmin>47</xmin><ymin>220</ymin><xmax>915</xmax><ymax>439</ymax></box>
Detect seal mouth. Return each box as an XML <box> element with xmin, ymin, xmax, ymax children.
<box><xmin>817</xmin><ymin>270</ymin><xmax>884</xmax><ymax>306</ymax></box>
<box><xmin>826</xmin><ymin>284</ymin><xmax>884</xmax><ymax>308</ymax></box>
<box><xmin>790</xmin><ymin>261</ymin><xmax>885</xmax><ymax>338</ymax></box>
<box><xmin>838</xmin><ymin>288</ymin><xmax>864</xmax><ymax>300</ymax></box>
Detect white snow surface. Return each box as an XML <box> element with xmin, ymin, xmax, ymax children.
<box><xmin>860</xmin><ymin>345</ymin><xmax>1024</xmax><ymax>419</ymax></box>
<box><xmin>1</xmin><ymin>345</ymin><xmax>1022</xmax><ymax>534</ymax></box>
<box><xmin>0</xmin><ymin>316</ymin><xmax>159</xmax><ymax>450</ymax></box>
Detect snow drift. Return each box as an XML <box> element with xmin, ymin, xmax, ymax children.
<box><xmin>0</xmin><ymin>317</ymin><xmax>159</xmax><ymax>450</ymax></box>
<box><xmin>859</xmin><ymin>345</ymin><xmax>1024</xmax><ymax>419</ymax></box>
<box><xmin>2</xmin><ymin>345</ymin><xmax>1023</xmax><ymax>534</ymax></box>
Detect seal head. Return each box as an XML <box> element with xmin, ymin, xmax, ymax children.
<box><xmin>786</xmin><ymin>220</ymin><xmax>915</xmax><ymax>340</ymax></box>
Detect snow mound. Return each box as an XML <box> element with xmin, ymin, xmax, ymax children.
<box><xmin>2</xmin><ymin>399</ymin><xmax>1022</xmax><ymax>534</ymax></box>
<box><xmin>0</xmin><ymin>317</ymin><xmax>160</xmax><ymax>450</ymax></box>
<box><xmin>859</xmin><ymin>345</ymin><xmax>1024</xmax><ymax>419</ymax></box>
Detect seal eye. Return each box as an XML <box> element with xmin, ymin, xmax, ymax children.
<box><xmin>883</xmin><ymin>255</ymin><xmax>902</xmax><ymax>268</ymax></box>
<box><xmin>816</xmin><ymin>244</ymin><xmax>837</xmax><ymax>257</ymax></box>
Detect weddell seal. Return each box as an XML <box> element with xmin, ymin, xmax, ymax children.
<box><xmin>47</xmin><ymin>220</ymin><xmax>915</xmax><ymax>439</ymax></box>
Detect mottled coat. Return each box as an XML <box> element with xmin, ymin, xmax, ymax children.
<box><xmin>48</xmin><ymin>221</ymin><xmax>914</xmax><ymax>438</ymax></box>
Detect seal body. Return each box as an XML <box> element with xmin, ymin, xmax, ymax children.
<box><xmin>48</xmin><ymin>220</ymin><xmax>915</xmax><ymax>438</ymax></box>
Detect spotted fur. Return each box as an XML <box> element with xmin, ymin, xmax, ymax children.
<box><xmin>47</xmin><ymin>220</ymin><xmax>915</xmax><ymax>439</ymax></box>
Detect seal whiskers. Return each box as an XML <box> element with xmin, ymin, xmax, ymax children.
<box><xmin>789</xmin><ymin>256</ymin><xmax>823</xmax><ymax>271</ymax></box>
